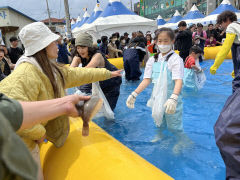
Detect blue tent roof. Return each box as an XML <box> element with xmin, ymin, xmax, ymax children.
<box><xmin>100</xmin><ymin>0</ymin><xmax>135</xmax><ymax>18</ymax></box>
<box><xmin>157</xmin><ymin>15</ymin><xmax>166</xmax><ymax>26</ymax></box>
<box><xmin>167</xmin><ymin>10</ymin><xmax>182</xmax><ymax>23</ymax></box>
<box><xmin>86</xmin><ymin>3</ymin><xmax>103</xmax><ymax>24</ymax></box>
<box><xmin>201</xmin><ymin>0</ymin><xmax>240</xmax><ymax>25</ymax></box>
<box><xmin>182</xmin><ymin>5</ymin><xmax>205</xmax><ymax>20</ymax></box>
<box><xmin>71</xmin><ymin>23</ymin><xmax>78</xmax><ymax>30</ymax></box>
<box><xmin>209</xmin><ymin>0</ymin><xmax>239</xmax><ymax>15</ymax></box>
<box><xmin>73</xmin><ymin>11</ymin><xmax>90</xmax><ymax>29</ymax></box>
<box><xmin>71</xmin><ymin>16</ymin><xmax>81</xmax><ymax>30</ymax></box>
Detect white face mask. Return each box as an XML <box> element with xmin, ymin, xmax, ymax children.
<box><xmin>158</xmin><ymin>44</ymin><xmax>172</xmax><ymax>53</ymax></box>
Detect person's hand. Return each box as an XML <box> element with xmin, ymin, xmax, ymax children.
<box><xmin>126</xmin><ymin>92</ymin><xmax>138</xmax><ymax>108</ymax></box>
<box><xmin>210</xmin><ymin>65</ymin><xmax>217</xmax><ymax>75</ymax></box>
<box><xmin>35</xmin><ymin>134</ymin><xmax>47</xmax><ymax>144</ymax></box>
<box><xmin>62</xmin><ymin>94</ymin><xmax>90</xmax><ymax>117</ymax></box>
<box><xmin>164</xmin><ymin>94</ymin><xmax>178</xmax><ymax>114</ymax></box>
<box><xmin>111</xmin><ymin>69</ymin><xmax>123</xmax><ymax>78</ymax></box>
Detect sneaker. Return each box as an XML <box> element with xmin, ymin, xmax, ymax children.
<box><xmin>75</xmin><ymin>96</ymin><xmax>103</xmax><ymax>136</ymax></box>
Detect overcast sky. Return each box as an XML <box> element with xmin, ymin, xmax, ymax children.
<box><xmin>1</xmin><ymin>0</ymin><xmax>139</xmax><ymax>21</ymax></box>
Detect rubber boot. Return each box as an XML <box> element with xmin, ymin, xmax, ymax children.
<box><xmin>75</xmin><ymin>96</ymin><xmax>103</xmax><ymax>136</ymax></box>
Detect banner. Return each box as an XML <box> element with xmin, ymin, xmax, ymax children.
<box><xmin>140</xmin><ymin>0</ymin><xmax>144</xmax><ymax>16</ymax></box>
<box><xmin>0</xmin><ymin>9</ymin><xmax>10</xmax><ymax>26</ymax></box>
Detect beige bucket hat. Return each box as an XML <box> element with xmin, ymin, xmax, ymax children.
<box><xmin>19</xmin><ymin>22</ymin><xmax>60</xmax><ymax>56</ymax></box>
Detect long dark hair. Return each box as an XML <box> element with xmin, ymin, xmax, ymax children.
<box><xmin>32</xmin><ymin>49</ymin><xmax>65</xmax><ymax>98</ymax></box>
<box><xmin>154</xmin><ymin>27</ymin><xmax>175</xmax><ymax>61</ymax></box>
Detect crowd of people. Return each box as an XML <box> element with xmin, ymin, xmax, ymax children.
<box><xmin>0</xmin><ymin>10</ymin><xmax>240</xmax><ymax>180</ymax></box>
<box><xmin>174</xmin><ymin>21</ymin><xmax>226</xmax><ymax>62</ymax></box>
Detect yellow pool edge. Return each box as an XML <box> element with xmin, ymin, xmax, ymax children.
<box><xmin>108</xmin><ymin>46</ymin><xmax>232</xmax><ymax>70</ymax></box>
<box><xmin>40</xmin><ymin>118</ymin><xmax>174</xmax><ymax>180</ymax></box>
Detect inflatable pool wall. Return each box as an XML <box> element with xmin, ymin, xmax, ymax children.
<box><xmin>40</xmin><ymin>118</ymin><xmax>173</xmax><ymax>180</ymax></box>
<box><xmin>108</xmin><ymin>46</ymin><xmax>232</xmax><ymax>70</ymax></box>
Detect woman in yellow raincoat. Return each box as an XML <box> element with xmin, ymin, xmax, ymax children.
<box><xmin>0</xmin><ymin>22</ymin><xmax>121</xmax><ymax>179</ymax></box>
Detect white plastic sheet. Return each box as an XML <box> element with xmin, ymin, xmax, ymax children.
<box><xmin>147</xmin><ymin>62</ymin><xmax>168</xmax><ymax>127</ymax></box>
<box><xmin>195</xmin><ymin>71</ymin><xmax>206</xmax><ymax>90</ymax></box>
<box><xmin>92</xmin><ymin>82</ymin><xmax>115</xmax><ymax>120</ymax></box>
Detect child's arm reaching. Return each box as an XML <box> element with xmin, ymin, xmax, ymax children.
<box><xmin>191</xmin><ymin>65</ymin><xmax>202</xmax><ymax>72</ymax></box>
<box><xmin>126</xmin><ymin>78</ymin><xmax>151</xmax><ymax>108</ymax></box>
<box><xmin>135</xmin><ymin>78</ymin><xmax>151</xmax><ymax>94</ymax></box>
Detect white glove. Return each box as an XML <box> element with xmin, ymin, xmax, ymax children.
<box><xmin>164</xmin><ymin>94</ymin><xmax>178</xmax><ymax>114</ymax></box>
<box><xmin>126</xmin><ymin>91</ymin><xmax>138</xmax><ymax>109</ymax></box>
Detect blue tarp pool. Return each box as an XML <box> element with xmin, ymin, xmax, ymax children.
<box><xmin>69</xmin><ymin>60</ymin><xmax>233</xmax><ymax>180</ymax></box>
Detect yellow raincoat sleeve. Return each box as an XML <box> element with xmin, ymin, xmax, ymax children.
<box><xmin>61</xmin><ymin>66</ymin><xmax>112</xmax><ymax>89</ymax></box>
<box><xmin>210</xmin><ymin>33</ymin><xmax>236</xmax><ymax>75</ymax></box>
<box><xmin>0</xmin><ymin>63</ymin><xmax>46</xmax><ymax>142</ymax></box>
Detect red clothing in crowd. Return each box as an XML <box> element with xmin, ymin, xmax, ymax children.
<box><xmin>205</xmin><ymin>38</ymin><xmax>217</xmax><ymax>47</ymax></box>
<box><xmin>185</xmin><ymin>56</ymin><xmax>195</xmax><ymax>69</ymax></box>
<box><xmin>147</xmin><ymin>41</ymin><xmax>154</xmax><ymax>53</ymax></box>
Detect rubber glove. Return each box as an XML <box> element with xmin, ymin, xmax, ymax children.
<box><xmin>210</xmin><ymin>33</ymin><xmax>236</xmax><ymax>75</ymax></box>
<box><xmin>164</xmin><ymin>94</ymin><xmax>178</xmax><ymax>114</ymax></box>
<box><xmin>126</xmin><ymin>91</ymin><xmax>138</xmax><ymax>109</ymax></box>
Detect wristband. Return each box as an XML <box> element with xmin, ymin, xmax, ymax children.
<box><xmin>131</xmin><ymin>91</ymin><xmax>138</xmax><ymax>98</ymax></box>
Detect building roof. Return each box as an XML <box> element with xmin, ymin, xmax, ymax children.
<box><xmin>0</xmin><ymin>6</ymin><xmax>37</xmax><ymax>22</ymax></box>
<box><xmin>41</xmin><ymin>18</ymin><xmax>65</xmax><ymax>24</ymax></box>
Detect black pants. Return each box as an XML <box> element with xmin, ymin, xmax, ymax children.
<box><xmin>215</xmin><ymin>43</ymin><xmax>240</xmax><ymax>180</ymax></box>
<box><xmin>103</xmin><ymin>86</ymin><xmax>121</xmax><ymax>110</ymax></box>
<box><xmin>232</xmin><ymin>44</ymin><xmax>240</xmax><ymax>93</ymax></box>
<box><xmin>123</xmin><ymin>49</ymin><xmax>142</xmax><ymax>81</ymax></box>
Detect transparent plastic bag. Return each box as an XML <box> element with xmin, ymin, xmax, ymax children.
<box><xmin>195</xmin><ymin>71</ymin><xmax>206</xmax><ymax>90</ymax></box>
<box><xmin>183</xmin><ymin>68</ymin><xmax>197</xmax><ymax>91</ymax></box>
<box><xmin>147</xmin><ymin>62</ymin><xmax>168</xmax><ymax>127</ymax></box>
<box><xmin>183</xmin><ymin>68</ymin><xmax>206</xmax><ymax>91</ymax></box>
<box><xmin>92</xmin><ymin>82</ymin><xmax>115</xmax><ymax>120</ymax></box>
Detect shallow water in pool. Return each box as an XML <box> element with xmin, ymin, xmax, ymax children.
<box><xmin>91</xmin><ymin>60</ymin><xmax>233</xmax><ymax>180</ymax></box>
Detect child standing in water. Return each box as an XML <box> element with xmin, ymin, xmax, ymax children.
<box><xmin>184</xmin><ymin>46</ymin><xmax>206</xmax><ymax>91</ymax></box>
<box><xmin>126</xmin><ymin>28</ymin><xmax>187</xmax><ymax>153</ymax></box>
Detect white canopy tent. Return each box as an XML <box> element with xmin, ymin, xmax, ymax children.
<box><xmin>71</xmin><ymin>16</ymin><xmax>82</xmax><ymax>30</ymax></box>
<box><xmin>157</xmin><ymin>15</ymin><xmax>166</xmax><ymax>28</ymax></box>
<box><xmin>200</xmin><ymin>0</ymin><xmax>240</xmax><ymax>25</ymax></box>
<box><xmin>181</xmin><ymin>5</ymin><xmax>205</xmax><ymax>26</ymax></box>
<box><xmin>72</xmin><ymin>0</ymin><xmax>157</xmax><ymax>40</ymax></box>
<box><xmin>78</xmin><ymin>1</ymin><xmax>103</xmax><ymax>31</ymax></box>
<box><xmin>74</xmin><ymin>10</ymin><xmax>90</xmax><ymax>29</ymax></box>
<box><xmin>164</xmin><ymin>10</ymin><xmax>182</xmax><ymax>29</ymax></box>
<box><xmin>71</xmin><ymin>19</ymin><xmax>76</xmax><ymax>25</ymax></box>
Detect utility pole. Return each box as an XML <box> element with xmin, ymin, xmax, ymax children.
<box><xmin>64</xmin><ymin>0</ymin><xmax>72</xmax><ymax>38</ymax></box>
<box><xmin>45</xmin><ymin>0</ymin><xmax>52</xmax><ymax>27</ymax></box>
<box><xmin>130</xmin><ymin>0</ymin><xmax>133</xmax><ymax>11</ymax></box>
